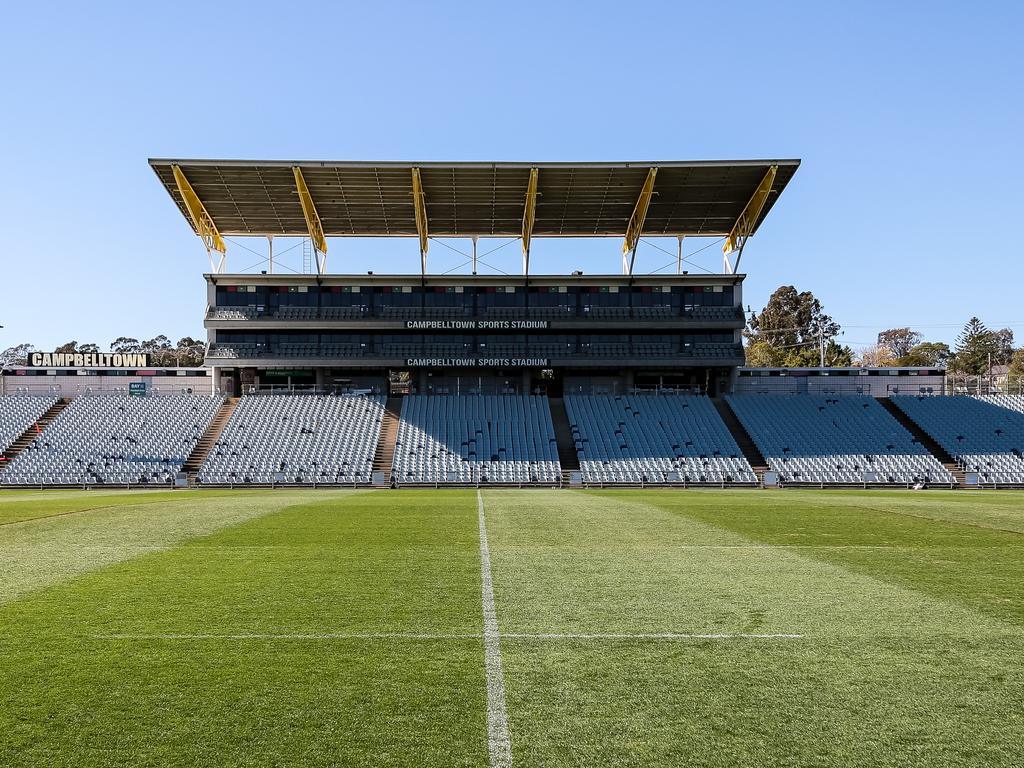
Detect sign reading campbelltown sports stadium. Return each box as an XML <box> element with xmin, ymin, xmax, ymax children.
<box><xmin>27</xmin><ymin>352</ymin><xmax>152</xmax><ymax>368</ymax></box>
<box><xmin>404</xmin><ymin>320</ymin><xmax>550</xmax><ymax>330</ymax></box>
<box><xmin>405</xmin><ymin>358</ymin><xmax>549</xmax><ymax>367</ymax></box>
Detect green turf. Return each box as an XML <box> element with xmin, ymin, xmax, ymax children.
<box><xmin>2</xmin><ymin>488</ymin><xmax>1024</xmax><ymax>766</ymax></box>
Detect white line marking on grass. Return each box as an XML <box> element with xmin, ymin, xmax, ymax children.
<box><xmin>91</xmin><ymin>631</ymin><xmax>803</xmax><ymax>642</ymax></box>
<box><xmin>478</xmin><ymin>489</ymin><xmax>513</xmax><ymax>768</ymax></box>
<box><xmin>91</xmin><ymin>632</ymin><xmax>480</xmax><ymax>641</ymax></box>
<box><xmin>503</xmin><ymin>632</ymin><xmax>804</xmax><ymax>640</ymax></box>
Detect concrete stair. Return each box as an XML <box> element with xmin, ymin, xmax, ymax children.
<box><xmin>182</xmin><ymin>397</ymin><xmax>239</xmax><ymax>478</ymax></box>
<box><xmin>548</xmin><ymin>398</ymin><xmax>580</xmax><ymax>471</ymax></box>
<box><xmin>713</xmin><ymin>398</ymin><xmax>769</xmax><ymax>475</ymax></box>
<box><xmin>373</xmin><ymin>397</ymin><xmax>402</xmax><ymax>482</ymax></box>
<box><xmin>0</xmin><ymin>398</ymin><xmax>69</xmax><ymax>468</ymax></box>
<box><xmin>878</xmin><ymin>397</ymin><xmax>965</xmax><ymax>487</ymax></box>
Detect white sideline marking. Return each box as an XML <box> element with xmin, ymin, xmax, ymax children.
<box><xmin>91</xmin><ymin>631</ymin><xmax>803</xmax><ymax>641</ymax></box>
<box><xmin>503</xmin><ymin>632</ymin><xmax>804</xmax><ymax>640</ymax></box>
<box><xmin>478</xmin><ymin>489</ymin><xmax>513</xmax><ymax>768</ymax></box>
<box><xmin>92</xmin><ymin>632</ymin><xmax>478</xmax><ymax>640</ymax></box>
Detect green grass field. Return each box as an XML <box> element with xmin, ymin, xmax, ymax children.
<box><xmin>3</xmin><ymin>488</ymin><xmax>1024</xmax><ymax>767</ymax></box>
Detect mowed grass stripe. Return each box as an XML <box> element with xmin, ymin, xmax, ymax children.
<box><xmin>484</xmin><ymin>489</ymin><xmax>1024</xmax><ymax>767</ymax></box>
<box><xmin>632</xmin><ymin>489</ymin><xmax>1024</xmax><ymax>627</ymax></box>
<box><xmin>0</xmin><ymin>490</ymin><xmax>340</xmax><ymax>604</ymax></box>
<box><xmin>0</xmin><ymin>490</ymin><xmax>491</xmax><ymax>768</ymax></box>
<box><xmin>0</xmin><ymin>489</ymin><xmax>248</xmax><ymax>526</ymax></box>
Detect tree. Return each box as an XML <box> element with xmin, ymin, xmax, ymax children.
<box><xmin>950</xmin><ymin>318</ymin><xmax>1015</xmax><ymax>374</ymax></box>
<box><xmin>175</xmin><ymin>337</ymin><xmax>206</xmax><ymax>367</ymax></box>
<box><xmin>877</xmin><ymin>328</ymin><xmax>922</xmax><ymax>360</ymax></box>
<box><xmin>856</xmin><ymin>344</ymin><xmax>897</xmax><ymax>367</ymax></box>
<box><xmin>54</xmin><ymin>341</ymin><xmax>100</xmax><ymax>355</ymax></box>
<box><xmin>141</xmin><ymin>335</ymin><xmax>175</xmax><ymax>366</ymax></box>
<box><xmin>0</xmin><ymin>344</ymin><xmax>35</xmax><ymax>367</ymax></box>
<box><xmin>899</xmin><ymin>342</ymin><xmax>950</xmax><ymax>367</ymax></box>
<box><xmin>110</xmin><ymin>337</ymin><xmax>141</xmax><ymax>354</ymax></box>
<box><xmin>744</xmin><ymin>285</ymin><xmax>852</xmax><ymax>367</ymax></box>
<box><xmin>1008</xmin><ymin>349</ymin><xmax>1024</xmax><ymax>393</ymax></box>
<box><xmin>745</xmin><ymin>340</ymin><xmax>786</xmax><ymax>367</ymax></box>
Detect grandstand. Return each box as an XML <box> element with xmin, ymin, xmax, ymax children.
<box><xmin>565</xmin><ymin>394</ymin><xmax>755</xmax><ymax>484</ymax></box>
<box><xmin>891</xmin><ymin>396</ymin><xmax>1024</xmax><ymax>487</ymax></box>
<box><xmin>1</xmin><ymin>155</ymin><xmax>1020</xmax><ymax>492</ymax></box>
<box><xmin>198</xmin><ymin>393</ymin><xmax>385</xmax><ymax>485</ymax></box>
<box><xmin>725</xmin><ymin>394</ymin><xmax>956</xmax><ymax>486</ymax></box>
<box><xmin>0</xmin><ymin>394</ymin><xmax>222</xmax><ymax>486</ymax></box>
<box><xmin>392</xmin><ymin>395</ymin><xmax>559</xmax><ymax>484</ymax></box>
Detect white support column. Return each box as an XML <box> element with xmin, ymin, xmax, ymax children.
<box><xmin>267</xmin><ymin>235</ymin><xmax>274</xmax><ymax>274</ymax></box>
<box><xmin>472</xmin><ymin>236</ymin><xmax>479</xmax><ymax>275</ymax></box>
<box><xmin>676</xmin><ymin>236</ymin><xmax>685</xmax><ymax>274</ymax></box>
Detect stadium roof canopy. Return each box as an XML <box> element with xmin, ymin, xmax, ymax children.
<box><xmin>150</xmin><ymin>158</ymin><xmax>799</xmax><ymax>275</ymax></box>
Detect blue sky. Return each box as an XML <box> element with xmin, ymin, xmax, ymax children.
<box><xmin>2</xmin><ymin>1</ymin><xmax>1021</xmax><ymax>353</ymax></box>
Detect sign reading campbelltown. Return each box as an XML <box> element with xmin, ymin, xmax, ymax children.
<box><xmin>404</xmin><ymin>320</ymin><xmax>550</xmax><ymax>330</ymax></box>
<box><xmin>27</xmin><ymin>352</ymin><xmax>151</xmax><ymax>368</ymax></box>
<box><xmin>405</xmin><ymin>358</ymin><xmax>549</xmax><ymax>368</ymax></box>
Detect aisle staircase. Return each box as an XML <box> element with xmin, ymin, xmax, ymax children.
<box><xmin>878</xmin><ymin>397</ymin><xmax>965</xmax><ymax>487</ymax></box>
<box><xmin>547</xmin><ymin>398</ymin><xmax>580</xmax><ymax>471</ymax></box>
<box><xmin>182</xmin><ymin>397</ymin><xmax>239</xmax><ymax>484</ymax></box>
<box><xmin>372</xmin><ymin>397</ymin><xmax>403</xmax><ymax>483</ymax></box>
<box><xmin>712</xmin><ymin>398</ymin><xmax>769</xmax><ymax>477</ymax></box>
<box><xmin>0</xmin><ymin>398</ymin><xmax>69</xmax><ymax>467</ymax></box>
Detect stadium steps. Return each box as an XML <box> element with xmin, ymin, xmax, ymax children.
<box><xmin>0</xmin><ymin>398</ymin><xmax>70</xmax><ymax>467</ymax></box>
<box><xmin>373</xmin><ymin>397</ymin><xmax>402</xmax><ymax>482</ymax></box>
<box><xmin>548</xmin><ymin>398</ymin><xmax>581</xmax><ymax>470</ymax></box>
<box><xmin>182</xmin><ymin>397</ymin><xmax>239</xmax><ymax>478</ymax></box>
<box><xmin>713</xmin><ymin>397</ymin><xmax>769</xmax><ymax>475</ymax></box>
<box><xmin>878</xmin><ymin>397</ymin><xmax>966</xmax><ymax>487</ymax></box>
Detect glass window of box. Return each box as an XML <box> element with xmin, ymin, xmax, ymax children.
<box><xmin>580</xmin><ymin>286</ymin><xmax>629</xmax><ymax>308</ymax></box>
<box><xmin>477</xmin><ymin>285</ymin><xmax>526</xmax><ymax>310</ymax></box>
<box><xmin>632</xmin><ymin>285</ymin><xmax>681</xmax><ymax>308</ymax></box>
<box><xmin>529</xmin><ymin>286</ymin><xmax>578</xmax><ymax>311</ymax></box>
<box><xmin>322</xmin><ymin>286</ymin><xmax>367</xmax><ymax>307</ymax></box>
<box><xmin>423</xmin><ymin>286</ymin><xmax>471</xmax><ymax>308</ymax></box>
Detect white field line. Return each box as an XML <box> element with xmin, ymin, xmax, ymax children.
<box><xmin>503</xmin><ymin>632</ymin><xmax>804</xmax><ymax>640</ymax></box>
<box><xmin>90</xmin><ymin>631</ymin><xmax>804</xmax><ymax>641</ymax></box>
<box><xmin>478</xmin><ymin>489</ymin><xmax>513</xmax><ymax>768</ymax></box>
<box><xmin>92</xmin><ymin>632</ymin><xmax>479</xmax><ymax>640</ymax></box>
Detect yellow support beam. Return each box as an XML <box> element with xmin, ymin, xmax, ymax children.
<box><xmin>293</xmin><ymin>167</ymin><xmax>328</xmax><ymax>269</ymax></box>
<box><xmin>411</xmin><ymin>167</ymin><xmax>429</xmax><ymax>274</ymax></box>
<box><xmin>172</xmin><ymin>165</ymin><xmax>225</xmax><ymax>255</ymax></box>
<box><xmin>521</xmin><ymin>168</ymin><xmax>539</xmax><ymax>276</ymax></box>
<box><xmin>722</xmin><ymin>165</ymin><xmax>778</xmax><ymax>273</ymax></box>
<box><xmin>622</xmin><ymin>167</ymin><xmax>658</xmax><ymax>274</ymax></box>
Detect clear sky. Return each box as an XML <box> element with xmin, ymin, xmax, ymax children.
<box><xmin>2</xmin><ymin>1</ymin><xmax>1021</xmax><ymax>353</ymax></box>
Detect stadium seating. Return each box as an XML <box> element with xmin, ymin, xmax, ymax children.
<box><xmin>977</xmin><ymin>394</ymin><xmax>1024</xmax><ymax>415</ymax></box>
<box><xmin>392</xmin><ymin>395</ymin><xmax>560</xmax><ymax>484</ymax></box>
<box><xmin>726</xmin><ymin>394</ymin><xmax>955</xmax><ymax>486</ymax></box>
<box><xmin>198</xmin><ymin>393</ymin><xmax>384</xmax><ymax>484</ymax></box>
<box><xmin>892</xmin><ymin>395</ymin><xmax>1024</xmax><ymax>485</ymax></box>
<box><xmin>0</xmin><ymin>395</ymin><xmax>58</xmax><ymax>454</ymax></box>
<box><xmin>564</xmin><ymin>395</ymin><xmax>756</xmax><ymax>484</ymax></box>
<box><xmin>0</xmin><ymin>394</ymin><xmax>223</xmax><ymax>485</ymax></box>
